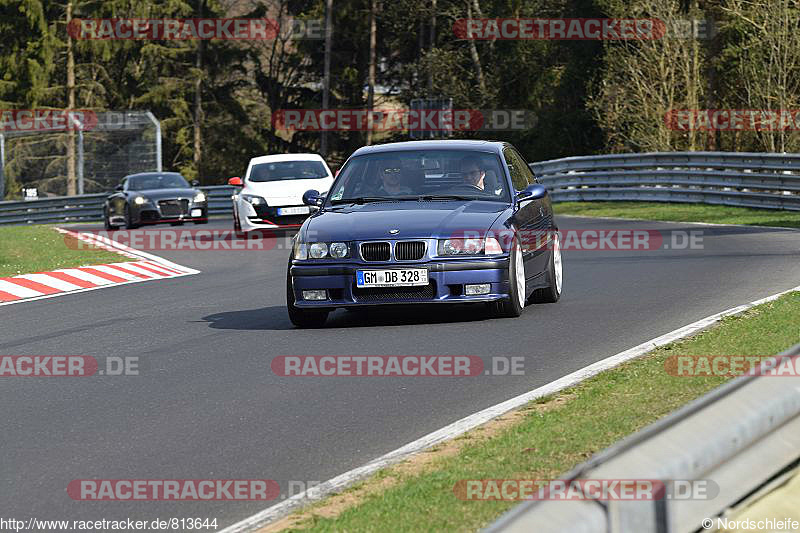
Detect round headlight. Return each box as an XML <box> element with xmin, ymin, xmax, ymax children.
<box><xmin>133</xmin><ymin>196</ymin><xmax>146</xmax><ymax>205</ymax></box>
<box><xmin>329</xmin><ymin>242</ymin><xmax>348</xmax><ymax>258</ymax></box>
<box><xmin>194</xmin><ymin>191</ymin><xmax>206</xmax><ymax>202</ymax></box>
<box><xmin>309</xmin><ymin>242</ymin><xmax>328</xmax><ymax>259</ymax></box>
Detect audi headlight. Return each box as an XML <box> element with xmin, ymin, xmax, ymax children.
<box><xmin>242</xmin><ymin>194</ymin><xmax>266</xmax><ymax>206</ymax></box>
<box><xmin>193</xmin><ymin>191</ymin><xmax>206</xmax><ymax>203</ymax></box>
<box><xmin>133</xmin><ymin>196</ymin><xmax>147</xmax><ymax>205</ymax></box>
<box><xmin>329</xmin><ymin>242</ymin><xmax>349</xmax><ymax>258</ymax></box>
<box><xmin>309</xmin><ymin>242</ymin><xmax>328</xmax><ymax>259</ymax></box>
<box><xmin>439</xmin><ymin>238</ymin><xmax>484</xmax><ymax>255</ymax></box>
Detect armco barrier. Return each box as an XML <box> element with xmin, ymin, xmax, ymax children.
<box><xmin>0</xmin><ymin>185</ymin><xmax>236</xmax><ymax>225</ymax></box>
<box><xmin>4</xmin><ymin>151</ymin><xmax>800</xmax><ymax>224</ymax></box>
<box><xmin>531</xmin><ymin>151</ymin><xmax>800</xmax><ymax>211</ymax></box>
<box><xmin>485</xmin><ymin>342</ymin><xmax>800</xmax><ymax>533</ymax></box>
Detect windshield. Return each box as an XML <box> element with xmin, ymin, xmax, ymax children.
<box><xmin>127</xmin><ymin>174</ymin><xmax>189</xmax><ymax>190</ymax></box>
<box><xmin>248</xmin><ymin>160</ymin><xmax>329</xmax><ymax>182</ymax></box>
<box><xmin>327</xmin><ymin>150</ymin><xmax>510</xmax><ymax>204</ymax></box>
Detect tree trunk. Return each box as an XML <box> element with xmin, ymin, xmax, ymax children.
<box><xmin>194</xmin><ymin>0</ymin><xmax>204</xmax><ymax>182</ymax></box>
<box><xmin>321</xmin><ymin>0</ymin><xmax>333</xmax><ymax>156</ymax></box>
<box><xmin>366</xmin><ymin>0</ymin><xmax>377</xmax><ymax>145</ymax></box>
<box><xmin>66</xmin><ymin>0</ymin><xmax>76</xmax><ymax>196</ymax></box>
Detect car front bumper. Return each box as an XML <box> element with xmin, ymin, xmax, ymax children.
<box><xmin>289</xmin><ymin>258</ymin><xmax>511</xmax><ymax>308</ymax></box>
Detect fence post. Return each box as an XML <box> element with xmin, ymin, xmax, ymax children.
<box><xmin>0</xmin><ymin>132</ymin><xmax>5</xmax><ymax>201</ymax></box>
<box><xmin>145</xmin><ymin>111</ymin><xmax>162</xmax><ymax>172</ymax></box>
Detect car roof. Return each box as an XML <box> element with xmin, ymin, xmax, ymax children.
<box><xmin>351</xmin><ymin>140</ymin><xmax>506</xmax><ymax>157</ymax></box>
<box><xmin>248</xmin><ymin>153</ymin><xmax>326</xmax><ymax>165</ymax></box>
<box><xmin>124</xmin><ymin>172</ymin><xmax>184</xmax><ymax>179</ymax></box>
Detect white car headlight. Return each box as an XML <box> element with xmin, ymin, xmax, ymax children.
<box><xmin>329</xmin><ymin>242</ymin><xmax>349</xmax><ymax>258</ymax></box>
<box><xmin>133</xmin><ymin>196</ymin><xmax>147</xmax><ymax>205</ymax></box>
<box><xmin>193</xmin><ymin>191</ymin><xmax>206</xmax><ymax>202</ymax></box>
<box><xmin>309</xmin><ymin>242</ymin><xmax>328</xmax><ymax>259</ymax></box>
<box><xmin>242</xmin><ymin>194</ymin><xmax>266</xmax><ymax>206</ymax></box>
<box><xmin>439</xmin><ymin>238</ymin><xmax>483</xmax><ymax>255</ymax></box>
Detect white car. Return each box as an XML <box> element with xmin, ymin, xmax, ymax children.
<box><xmin>228</xmin><ymin>154</ymin><xmax>334</xmax><ymax>231</ymax></box>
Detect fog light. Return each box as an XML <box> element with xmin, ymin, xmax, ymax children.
<box><xmin>465</xmin><ymin>283</ymin><xmax>491</xmax><ymax>296</ymax></box>
<box><xmin>191</xmin><ymin>208</ymin><xmax>203</xmax><ymax>217</ymax></box>
<box><xmin>302</xmin><ymin>289</ymin><xmax>328</xmax><ymax>301</ymax></box>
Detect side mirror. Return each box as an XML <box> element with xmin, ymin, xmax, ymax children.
<box><xmin>302</xmin><ymin>189</ymin><xmax>323</xmax><ymax>206</ymax></box>
<box><xmin>228</xmin><ymin>177</ymin><xmax>243</xmax><ymax>186</ymax></box>
<box><xmin>115</xmin><ymin>184</ymin><xmax>123</xmax><ymax>192</ymax></box>
<box><xmin>191</xmin><ymin>179</ymin><xmax>200</xmax><ymax>187</ymax></box>
<box><xmin>516</xmin><ymin>184</ymin><xmax>547</xmax><ymax>201</ymax></box>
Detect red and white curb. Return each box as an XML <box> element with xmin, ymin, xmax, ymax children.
<box><xmin>0</xmin><ymin>229</ymin><xmax>200</xmax><ymax>306</ymax></box>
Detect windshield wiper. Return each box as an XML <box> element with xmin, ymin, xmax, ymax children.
<box><xmin>418</xmin><ymin>194</ymin><xmax>475</xmax><ymax>201</ymax></box>
<box><xmin>330</xmin><ymin>196</ymin><xmax>418</xmax><ymax>205</ymax></box>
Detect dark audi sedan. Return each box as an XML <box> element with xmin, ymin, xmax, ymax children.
<box><xmin>286</xmin><ymin>140</ymin><xmax>562</xmax><ymax>327</ymax></box>
<box><xmin>104</xmin><ymin>172</ymin><xmax>208</xmax><ymax>229</ymax></box>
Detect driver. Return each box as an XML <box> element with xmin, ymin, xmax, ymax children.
<box><xmin>460</xmin><ymin>156</ymin><xmax>486</xmax><ymax>191</ymax></box>
<box><xmin>375</xmin><ymin>158</ymin><xmax>413</xmax><ymax>195</ymax></box>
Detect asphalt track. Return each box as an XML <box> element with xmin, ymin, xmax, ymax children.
<box><xmin>2</xmin><ymin>216</ymin><xmax>799</xmax><ymax>529</ymax></box>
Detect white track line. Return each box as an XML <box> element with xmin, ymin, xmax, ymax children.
<box><xmin>220</xmin><ymin>282</ymin><xmax>800</xmax><ymax>533</ymax></box>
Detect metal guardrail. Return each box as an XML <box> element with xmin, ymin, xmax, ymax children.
<box><xmin>486</xmin><ymin>342</ymin><xmax>800</xmax><ymax>533</ymax></box>
<box><xmin>0</xmin><ymin>185</ymin><xmax>236</xmax><ymax>225</ymax></box>
<box><xmin>530</xmin><ymin>151</ymin><xmax>800</xmax><ymax>211</ymax></box>
<box><xmin>3</xmin><ymin>151</ymin><xmax>800</xmax><ymax>224</ymax></box>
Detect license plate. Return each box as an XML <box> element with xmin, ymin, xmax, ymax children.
<box><xmin>277</xmin><ymin>206</ymin><xmax>310</xmax><ymax>216</ymax></box>
<box><xmin>356</xmin><ymin>269</ymin><xmax>428</xmax><ymax>288</ymax></box>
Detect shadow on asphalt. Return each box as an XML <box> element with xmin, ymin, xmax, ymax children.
<box><xmin>200</xmin><ymin>303</ymin><xmax>494</xmax><ymax>331</ymax></box>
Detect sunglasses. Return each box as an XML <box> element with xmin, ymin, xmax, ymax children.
<box><xmin>382</xmin><ymin>168</ymin><xmax>401</xmax><ymax>174</ymax></box>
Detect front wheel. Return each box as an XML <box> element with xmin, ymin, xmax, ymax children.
<box><xmin>124</xmin><ymin>205</ymin><xmax>139</xmax><ymax>230</ymax></box>
<box><xmin>103</xmin><ymin>207</ymin><xmax>116</xmax><ymax>231</ymax></box>
<box><xmin>528</xmin><ymin>231</ymin><xmax>562</xmax><ymax>304</ymax></box>
<box><xmin>286</xmin><ymin>271</ymin><xmax>329</xmax><ymax>328</ymax></box>
<box><xmin>492</xmin><ymin>235</ymin><xmax>525</xmax><ymax>318</ymax></box>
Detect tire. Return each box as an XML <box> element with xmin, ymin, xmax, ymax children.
<box><xmin>124</xmin><ymin>205</ymin><xmax>139</xmax><ymax>230</ymax></box>
<box><xmin>170</xmin><ymin>220</ymin><xmax>184</xmax><ymax>226</ymax></box>
<box><xmin>233</xmin><ymin>205</ymin><xmax>242</xmax><ymax>232</ymax></box>
<box><xmin>528</xmin><ymin>231</ymin><xmax>562</xmax><ymax>304</ymax></box>
<box><xmin>103</xmin><ymin>207</ymin><xmax>116</xmax><ymax>231</ymax></box>
<box><xmin>492</xmin><ymin>235</ymin><xmax>525</xmax><ymax>318</ymax></box>
<box><xmin>286</xmin><ymin>270</ymin><xmax>329</xmax><ymax>328</ymax></box>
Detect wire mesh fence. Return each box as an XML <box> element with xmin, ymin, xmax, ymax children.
<box><xmin>0</xmin><ymin>110</ymin><xmax>161</xmax><ymax>200</ymax></box>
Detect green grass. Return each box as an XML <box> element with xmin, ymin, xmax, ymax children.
<box><xmin>282</xmin><ymin>292</ymin><xmax>800</xmax><ymax>532</ymax></box>
<box><xmin>0</xmin><ymin>226</ymin><xmax>131</xmax><ymax>277</ymax></box>
<box><xmin>554</xmin><ymin>201</ymin><xmax>800</xmax><ymax>228</ymax></box>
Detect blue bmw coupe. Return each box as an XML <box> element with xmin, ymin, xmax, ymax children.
<box><xmin>286</xmin><ymin>140</ymin><xmax>562</xmax><ymax>327</ymax></box>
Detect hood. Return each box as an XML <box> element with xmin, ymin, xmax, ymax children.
<box><xmin>243</xmin><ymin>177</ymin><xmax>333</xmax><ymax>206</ymax></box>
<box><xmin>305</xmin><ymin>200</ymin><xmax>508</xmax><ymax>241</ymax></box>
<box><xmin>135</xmin><ymin>188</ymin><xmax>198</xmax><ymax>201</ymax></box>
